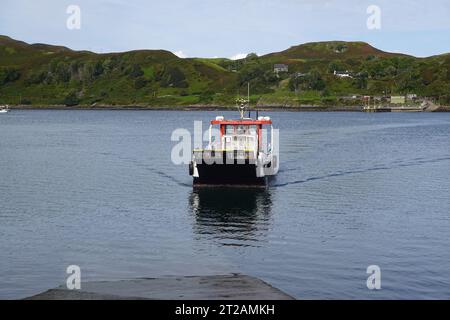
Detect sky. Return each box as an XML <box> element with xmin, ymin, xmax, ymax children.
<box><xmin>1</xmin><ymin>0</ymin><xmax>450</xmax><ymax>58</ymax></box>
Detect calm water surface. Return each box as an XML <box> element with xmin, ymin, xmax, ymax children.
<box><xmin>1</xmin><ymin>110</ymin><xmax>449</xmax><ymax>299</ymax></box>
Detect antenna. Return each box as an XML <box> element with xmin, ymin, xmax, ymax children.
<box><xmin>247</xmin><ymin>82</ymin><xmax>250</xmax><ymax>107</ymax></box>
<box><xmin>238</xmin><ymin>102</ymin><xmax>245</xmax><ymax>119</ymax></box>
<box><xmin>235</xmin><ymin>83</ymin><xmax>250</xmax><ymax>119</ymax></box>
<box><xmin>247</xmin><ymin>82</ymin><xmax>250</xmax><ymax>118</ymax></box>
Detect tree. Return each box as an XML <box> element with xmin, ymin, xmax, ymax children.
<box><xmin>63</xmin><ymin>91</ymin><xmax>80</xmax><ymax>106</ymax></box>
<box><xmin>421</xmin><ymin>68</ymin><xmax>434</xmax><ymax>85</ymax></box>
<box><xmin>328</xmin><ymin>60</ymin><xmax>345</xmax><ymax>73</ymax></box>
<box><xmin>128</xmin><ymin>64</ymin><xmax>144</xmax><ymax>78</ymax></box>
<box><xmin>307</xmin><ymin>68</ymin><xmax>326</xmax><ymax>90</ymax></box>
<box><xmin>263</xmin><ymin>70</ymin><xmax>278</xmax><ymax>84</ymax></box>
<box><xmin>102</xmin><ymin>58</ymin><xmax>114</xmax><ymax>74</ymax></box>
<box><xmin>423</xmin><ymin>80</ymin><xmax>449</xmax><ymax>98</ymax></box>
<box><xmin>20</xmin><ymin>97</ymin><xmax>32</xmax><ymax>105</ymax></box>
<box><xmin>160</xmin><ymin>66</ymin><xmax>187</xmax><ymax>88</ymax></box>
<box><xmin>368</xmin><ymin>81</ymin><xmax>387</xmax><ymax>95</ymax></box>
<box><xmin>199</xmin><ymin>90</ymin><xmax>215</xmax><ymax>103</ymax></box>
<box><xmin>245</xmin><ymin>53</ymin><xmax>259</xmax><ymax>61</ymax></box>
<box><xmin>397</xmin><ymin>68</ymin><xmax>420</xmax><ymax>93</ymax></box>
<box><xmin>0</xmin><ymin>67</ymin><xmax>21</xmax><ymax>84</ymax></box>
<box><xmin>25</xmin><ymin>70</ymin><xmax>46</xmax><ymax>85</ymax></box>
<box><xmin>93</xmin><ymin>61</ymin><xmax>104</xmax><ymax>77</ymax></box>
<box><xmin>354</xmin><ymin>71</ymin><xmax>368</xmax><ymax>89</ymax></box>
<box><xmin>55</xmin><ymin>62</ymin><xmax>71</xmax><ymax>82</ymax></box>
<box><xmin>288</xmin><ymin>69</ymin><xmax>326</xmax><ymax>92</ymax></box>
<box><xmin>69</xmin><ymin>61</ymin><xmax>82</xmax><ymax>81</ymax></box>
<box><xmin>81</xmin><ymin>62</ymin><xmax>95</xmax><ymax>83</ymax></box>
<box><xmin>134</xmin><ymin>77</ymin><xmax>148</xmax><ymax>89</ymax></box>
<box><xmin>238</xmin><ymin>62</ymin><xmax>265</xmax><ymax>85</ymax></box>
<box><xmin>365</xmin><ymin>60</ymin><xmax>386</xmax><ymax>79</ymax></box>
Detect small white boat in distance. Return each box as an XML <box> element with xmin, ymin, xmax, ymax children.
<box><xmin>0</xmin><ymin>105</ymin><xmax>10</xmax><ymax>113</ymax></box>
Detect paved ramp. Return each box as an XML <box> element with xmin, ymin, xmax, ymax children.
<box><xmin>422</xmin><ymin>100</ymin><xmax>441</xmax><ymax>112</ymax></box>
<box><xmin>25</xmin><ymin>274</ymin><xmax>294</xmax><ymax>300</ymax></box>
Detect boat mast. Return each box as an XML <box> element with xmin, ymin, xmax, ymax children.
<box><xmin>236</xmin><ymin>82</ymin><xmax>250</xmax><ymax>119</ymax></box>
<box><xmin>247</xmin><ymin>82</ymin><xmax>250</xmax><ymax>107</ymax></box>
<box><xmin>247</xmin><ymin>82</ymin><xmax>251</xmax><ymax>118</ymax></box>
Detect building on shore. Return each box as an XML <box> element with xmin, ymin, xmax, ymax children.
<box><xmin>333</xmin><ymin>70</ymin><xmax>353</xmax><ymax>78</ymax></box>
<box><xmin>274</xmin><ymin>64</ymin><xmax>288</xmax><ymax>73</ymax></box>
<box><xmin>390</xmin><ymin>96</ymin><xmax>406</xmax><ymax>104</ymax></box>
<box><xmin>406</xmin><ymin>93</ymin><xmax>418</xmax><ymax>101</ymax></box>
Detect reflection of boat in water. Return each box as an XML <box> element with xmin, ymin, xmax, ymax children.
<box><xmin>189</xmin><ymin>187</ymin><xmax>273</xmax><ymax>245</ymax></box>
<box><xmin>189</xmin><ymin>94</ymin><xmax>279</xmax><ymax>186</ymax></box>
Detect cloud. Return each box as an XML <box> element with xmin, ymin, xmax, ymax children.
<box><xmin>173</xmin><ymin>50</ymin><xmax>187</xmax><ymax>58</ymax></box>
<box><xmin>229</xmin><ymin>53</ymin><xmax>247</xmax><ymax>60</ymax></box>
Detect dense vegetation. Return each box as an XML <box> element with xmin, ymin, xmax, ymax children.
<box><xmin>1</xmin><ymin>36</ymin><xmax>449</xmax><ymax>107</ymax></box>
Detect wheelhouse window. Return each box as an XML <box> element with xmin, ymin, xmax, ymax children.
<box><xmin>224</xmin><ymin>125</ymin><xmax>257</xmax><ymax>135</ymax></box>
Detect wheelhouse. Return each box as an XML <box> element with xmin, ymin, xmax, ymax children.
<box><xmin>207</xmin><ymin>117</ymin><xmax>273</xmax><ymax>156</ymax></box>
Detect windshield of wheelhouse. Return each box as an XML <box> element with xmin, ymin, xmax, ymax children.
<box><xmin>222</xmin><ymin>125</ymin><xmax>258</xmax><ymax>151</ymax></box>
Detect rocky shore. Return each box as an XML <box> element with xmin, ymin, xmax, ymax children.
<box><xmin>7</xmin><ymin>104</ymin><xmax>450</xmax><ymax>112</ymax></box>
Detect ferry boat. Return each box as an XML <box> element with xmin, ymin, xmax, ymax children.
<box><xmin>189</xmin><ymin>99</ymin><xmax>279</xmax><ymax>186</ymax></box>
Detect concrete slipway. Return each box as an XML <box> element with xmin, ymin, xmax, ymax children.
<box><xmin>26</xmin><ymin>274</ymin><xmax>294</xmax><ymax>300</ymax></box>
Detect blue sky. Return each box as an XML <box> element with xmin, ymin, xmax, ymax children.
<box><xmin>1</xmin><ymin>0</ymin><xmax>450</xmax><ymax>58</ymax></box>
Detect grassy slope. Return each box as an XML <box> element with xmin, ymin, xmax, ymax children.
<box><xmin>1</xmin><ymin>36</ymin><xmax>449</xmax><ymax>107</ymax></box>
<box><xmin>0</xmin><ymin>35</ymin><xmax>237</xmax><ymax>106</ymax></box>
<box><xmin>257</xmin><ymin>42</ymin><xmax>399</xmax><ymax>105</ymax></box>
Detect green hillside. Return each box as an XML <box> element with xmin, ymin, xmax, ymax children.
<box><xmin>1</xmin><ymin>35</ymin><xmax>449</xmax><ymax>107</ymax></box>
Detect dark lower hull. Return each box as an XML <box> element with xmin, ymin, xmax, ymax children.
<box><xmin>193</xmin><ymin>163</ymin><xmax>267</xmax><ymax>186</ymax></box>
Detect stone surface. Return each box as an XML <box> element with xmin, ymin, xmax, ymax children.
<box><xmin>25</xmin><ymin>274</ymin><xmax>294</xmax><ymax>300</ymax></box>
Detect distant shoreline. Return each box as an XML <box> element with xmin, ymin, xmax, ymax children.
<box><xmin>7</xmin><ymin>104</ymin><xmax>450</xmax><ymax>112</ymax></box>
<box><xmin>7</xmin><ymin>104</ymin><xmax>362</xmax><ymax>112</ymax></box>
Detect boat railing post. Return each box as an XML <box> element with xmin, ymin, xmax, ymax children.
<box><xmin>209</xmin><ymin>125</ymin><xmax>212</xmax><ymax>148</ymax></box>
<box><xmin>271</xmin><ymin>125</ymin><xmax>273</xmax><ymax>153</ymax></box>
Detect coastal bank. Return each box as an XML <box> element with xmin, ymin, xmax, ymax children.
<box><xmin>6</xmin><ymin>104</ymin><xmax>450</xmax><ymax>112</ymax></box>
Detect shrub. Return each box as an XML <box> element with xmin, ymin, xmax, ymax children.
<box><xmin>160</xmin><ymin>66</ymin><xmax>187</xmax><ymax>88</ymax></box>
<box><xmin>0</xmin><ymin>67</ymin><xmax>21</xmax><ymax>84</ymax></box>
<box><xmin>20</xmin><ymin>98</ymin><xmax>32</xmax><ymax>105</ymax></box>
<box><xmin>63</xmin><ymin>91</ymin><xmax>80</xmax><ymax>106</ymax></box>
<box><xmin>134</xmin><ymin>77</ymin><xmax>148</xmax><ymax>89</ymax></box>
<box><xmin>128</xmin><ymin>64</ymin><xmax>144</xmax><ymax>78</ymax></box>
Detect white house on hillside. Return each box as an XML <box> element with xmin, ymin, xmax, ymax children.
<box><xmin>274</xmin><ymin>64</ymin><xmax>289</xmax><ymax>73</ymax></box>
<box><xmin>333</xmin><ymin>70</ymin><xmax>352</xmax><ymax>78</ymax></box>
